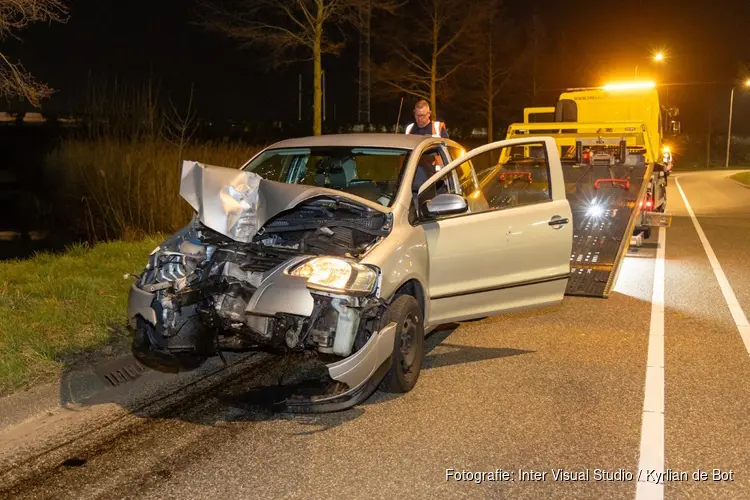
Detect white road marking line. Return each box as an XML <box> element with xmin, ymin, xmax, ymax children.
<box><xmin>675</xmin><ymin>176</ymin><xmax>750</xmax><ymax>355</ymax></box>
<box><xmin>635</xmin><ymin>226</ymin><xmax>666</xmax><ymax>500</ymax></box>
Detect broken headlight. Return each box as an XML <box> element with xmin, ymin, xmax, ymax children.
<box><xmin>289</xmin><ymin>257</ymin><xmax>377</xmax><ymax>294</ymax></box>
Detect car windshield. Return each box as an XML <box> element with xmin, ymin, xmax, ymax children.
<box><xmin>241</xmin><ymin>146</ymin><xmax>411</xmax><ymax>207</ymax></box>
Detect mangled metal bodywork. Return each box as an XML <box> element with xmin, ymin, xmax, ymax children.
<box><xmin>129</xmin><ymin>160</ymin><xmax>401</xmax><ymax>410</ymax></box>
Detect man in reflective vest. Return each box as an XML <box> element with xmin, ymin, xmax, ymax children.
<box><xmin>404</xmin><ymin>100</ymin><xmax>449</xmax><ymax>138</ymax></box>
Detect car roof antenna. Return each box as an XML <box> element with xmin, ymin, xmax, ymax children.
<box><xmin>394</xmin><ymin>96</ymin><xmax>404</xmax><ymax>134</ymax></box>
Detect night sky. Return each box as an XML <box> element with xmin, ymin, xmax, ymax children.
<box><xmin>5</xmin><ymin>0</ymin><xmax>363</xmax><ymax>122</ymax></box>
<box><xmin>4</xmin><ymin>0</ymin><xmax>750</xmax><ymax>132</ymax></box>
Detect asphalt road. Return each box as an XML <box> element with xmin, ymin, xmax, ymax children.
<box><xmin>3</xmin><ymin>170</ymin><xmax>749</xmax><ymax>500</ymax></box>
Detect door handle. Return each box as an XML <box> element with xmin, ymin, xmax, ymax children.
<box><xmin>548</xmin><ymin>216</ymin><xmax>569</xmax><ymax>227</ymax></box>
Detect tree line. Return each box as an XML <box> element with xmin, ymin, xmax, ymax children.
<box><xmin>195</xmin><ymin>0</ymin><xmax>542</xmax><ymax>139</ymax></box>
<box><xmin>2</xmin><ymin>0</ymin><xmax>571</xmax><ymax>140</ymax></box>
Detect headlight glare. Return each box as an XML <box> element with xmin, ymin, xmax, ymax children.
<box><xmin>586</xmin><ymin>204</ymin><xmax>604</xmax><ymax>218</ymax></box>
<box><xmin>586</xmin><ymin>199</ymin><xmax>605</xmax><ymax>218</ymax></box>
<box><xmin>290</xmin><ymin>257</ymin><xmax>377</xmax><ymax>293</ymax></box>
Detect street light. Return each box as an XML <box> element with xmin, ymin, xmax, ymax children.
<box><xmin>725</xmin><ymin>78</ymin><xmax>750</xmax><ymax>168</ymax></box>
<box><xmin>635</xmin><ymin>51</ymin><xmax>666</xmax><ymax>78</ymax></box>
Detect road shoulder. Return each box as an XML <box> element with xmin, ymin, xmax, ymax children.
<box><xmin>0</xmin><ymin>351</ymin><xmax>263</xmax><ymax>493</ymax></box>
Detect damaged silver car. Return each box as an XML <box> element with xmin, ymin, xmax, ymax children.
<box><xmin>127</xmin><ymin>134</ymin><xmax>573</xmax><ymax>411</ymax></box>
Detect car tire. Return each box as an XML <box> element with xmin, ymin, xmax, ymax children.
<box><xmin>378</xmin><ymin>294</ymin><xmax>424</xmax><ymax>394</ymax></box>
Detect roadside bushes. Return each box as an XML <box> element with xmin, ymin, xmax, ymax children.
<box><xmin>43</xmin><ymin>79</ymin><xmax>264</xmax><ymax>241</ymax></box>
<box><xmin>46</xmin><ymin>138</ymin><xmax>259</xmax><ymax>241</ymax></box>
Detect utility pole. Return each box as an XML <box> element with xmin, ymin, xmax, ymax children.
<box><xmin>298</xmin><ymin>74</ymin><xmax>302</xmax><ymax>121</ymax></box>
<box><xmin>726</xmin><ymin>86</ymin><xmax>735</xmax><ymax>169</ymax></box>
<box><xmin>532</xmin><ymin>7</ymin><xmax>538</xmax><ymax>105</ymax></box>
<box><xmin>707</xmin><ymin>105</ymin><xmax>712</xmax><ymax>168</ymax></box>
<box><xmin>357</xmin><ymin>0</ymin><xmax>372</xmax><ymax>123</ymax></box>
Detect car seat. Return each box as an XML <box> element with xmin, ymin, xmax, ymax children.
<box><xmin>315</xmin><ymin>159</ymin><xmax>349</xmax><ymax>189</ymax></box>
<box><xmin>341</xmin><ymin>158</ymin><xmax>358</xmax><ymax>185</ymax></box>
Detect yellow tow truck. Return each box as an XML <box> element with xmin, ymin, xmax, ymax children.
<box><xmin>504</xmin><ymin>81</ymin><xmax>680</xmax><ymax>297</ymax></box>
<box><xmin>523</xmin><ymin>107</ymin><xmax>555</xmax><ymax>123</ymax></box>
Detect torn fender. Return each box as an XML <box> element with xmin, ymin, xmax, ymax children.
<box><xmin>327</xmin><ymin>321</ymin><xmax>396</xmax><ymax>388</ymax></box>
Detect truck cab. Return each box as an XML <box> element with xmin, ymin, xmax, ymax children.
<box><xmin>528</xmin><ymin>82</ymin><xmax>681</xmax><ymax>165</ymax></box>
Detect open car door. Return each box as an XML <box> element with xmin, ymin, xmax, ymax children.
<box><xmin>415</xmin><ymin>137</ymin><xmax>573</xmax><ymax>325</ymax></box>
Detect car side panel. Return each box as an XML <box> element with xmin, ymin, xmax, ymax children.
<box><xmin>500</xmin><ymin>199</ymin><xmax>572</xmax><ymax>288</ymax></box>
<box><xmin>421</xmin><ymin>209</ymin><xmax>512</xmax><ymax>301</ymax></box>
<box><xmin>421</xmin><ymin>199</ymin><xmax>570</xmax><ymax>326</ymax></box>
<box><xmin>416</xmin><ymin>137</ymin><xmax>572</xmax><ymax>325</ymax></box>
<box><xmin>428</xmin><ymin>279</ymin><xmax>566</xmax><ymax>325</ymax></box>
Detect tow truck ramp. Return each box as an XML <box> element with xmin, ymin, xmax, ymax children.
<box><xmin>563</xmin><ymin>162</ymin><xmax>652</xmax><ymax>298</ymax></box>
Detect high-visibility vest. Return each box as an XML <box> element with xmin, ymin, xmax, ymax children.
<box><xmin>405</xmin><ymin>121</ymin><xmax>443</xmax><ymax>137</ymax></box>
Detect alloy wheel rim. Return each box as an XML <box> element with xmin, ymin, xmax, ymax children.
<box><xmin>399</xmin><ymin>314</ymin><xmax>417</xmax><ymax>373</ymax></box>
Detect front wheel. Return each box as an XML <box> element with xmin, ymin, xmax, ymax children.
<box><xmin>378</xmin><ymin>295</ymin><xmax>424</xmax><ymax>393</ymax></box>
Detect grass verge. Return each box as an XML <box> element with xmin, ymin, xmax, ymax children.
<box><xmin>730</xmin><ymin>171</ymin><xmax>750</xmax><ymax>186</ymax></box>
<box><xmin>0</xmin><ymin>236</ymin><xmax>163</xmax><ymax>396</ymax></box>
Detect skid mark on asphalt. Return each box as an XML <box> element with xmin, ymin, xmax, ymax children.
<box><xmin>635</xmin><ymin>226</ymin><xmax>666</xmax><ymax>500</ymax></box>
<box><xmin>675</xmin><ymin>176</ymin><xmax>750</xmax><ymax>355</ymax></box>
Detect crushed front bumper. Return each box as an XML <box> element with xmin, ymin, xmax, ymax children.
<box><xmin>127</xmin><ymin>279</ymin><xmax>395</xmax><ymax>412</ymax></box>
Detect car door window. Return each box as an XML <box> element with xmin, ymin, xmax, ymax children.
<box><xmin>455</xmin><ymin>162</ymin><xmax>477</xmax><ymax>195</ymax></box>
<box><xmin>412</xmin><ymin>147</ymin><xmax>456</xmax><ymax>196</ymax></box>
<box><xmin>479</xmin><ymin>143</ymin><xmax>552</xmax><ymax>209</ymax></box>
<box><xmin>442</xmin><ymin>145</ymin><xmax>479</xmax><ymax>196</ymax></box>
<box><xmin>418</xmin><ymin>140</ymin><xmax>552</xmax><ymax>219</ymax></box>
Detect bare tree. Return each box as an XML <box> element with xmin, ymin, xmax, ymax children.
<box><xmin>164</xmin><ymin>83</ymin><xmax>198</xmax><ymax>168</ymax></box>
<box><xmin>198</xmin><ymin>0</ymin><xmax>398</xmax><ymax>136</ymax></box>
<box><xmin>0</xmin><ymin>0</ymin><xmax>68</xmax><ymax>107</ymax></box>
<box><xmin>455</xmin><ymin>0</ymin><xmax>529</xmax><ymax>142</ymax></box>
<box><xmin>371</xmin><ymin>0</ymin><xmax>475</xmax><ymax>120</ymax></box>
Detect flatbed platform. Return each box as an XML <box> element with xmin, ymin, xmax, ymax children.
<box><xmin>562</xmin><ymin>162</ymin><xmax>652</xmax><ymax>297</ymax></box>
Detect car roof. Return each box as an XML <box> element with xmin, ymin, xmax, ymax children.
<box><xmin>264</xmin><ymin>133</ymin><xmax>440</xmax><ymax>150</ymax></box>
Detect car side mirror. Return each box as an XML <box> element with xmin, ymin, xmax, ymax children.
<box><xmin>421</xmin><ymin>193</ymin><xmax>468</xmax><ymax>218</ymax></box>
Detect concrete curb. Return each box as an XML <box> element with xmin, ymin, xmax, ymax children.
<box><xmin>0</xmin><ymin>383</ymin><xmax>60</xmax><ymax>431</ymax></box>
<box><xmin>0</xmin><ymin>351</ymin><xmax>269</xmax><ymax>492</ymax></box>
<box><xmin>729</xmin><ymin>178</ymin><xmax>750</xmax><ymax>190</ymax></box>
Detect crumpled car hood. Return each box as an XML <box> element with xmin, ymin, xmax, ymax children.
<box><xmin>179</xmin><ymin>161</ymin><xmax>388</xmax><ymax>243</ymax></box>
